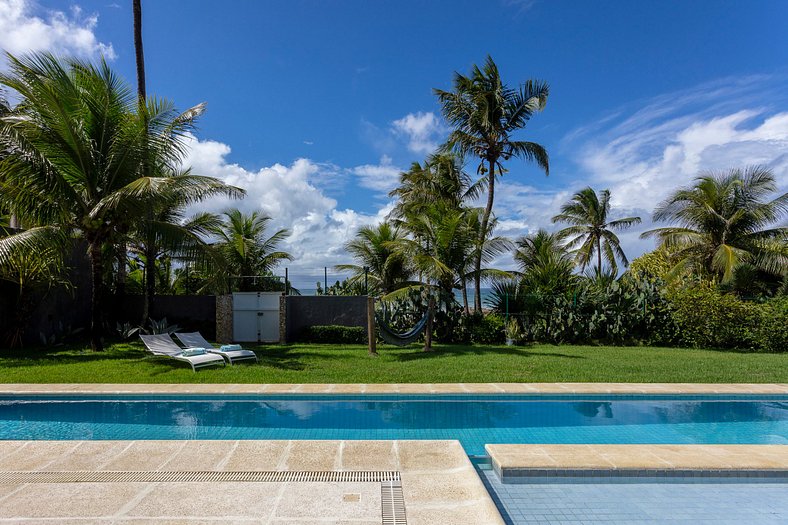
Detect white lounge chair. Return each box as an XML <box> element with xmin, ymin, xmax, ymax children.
<box><xmin>174</xmin><ymin>332</ymin><xmax>258</xmax><ymax>365</ymax></box>
<box><xmin>139</xmin><ymin>333</ymin><xmax>226</xmax><ymax>372</ymax></box>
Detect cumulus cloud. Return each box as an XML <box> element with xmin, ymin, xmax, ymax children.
<box><xmin>182</xmin><ymin>135</ymin><xmax>391</xmax><ymax>280</ymax></box>
<box><xmin>391</xmin><ymin>111</ymin><xmax>446</xmax><ymax>155</ymax></box>
<box><xmin>0</xmin><ymin>0</ymin><xmax>115</xmax><ymax>66</ymax></box>
<box><xmin>352</xmin><ymin>154</ymin><xmax>401</xmax><ymax>194</ymax></box>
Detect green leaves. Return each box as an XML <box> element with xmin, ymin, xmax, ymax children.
<box><xmin>642</xmin><ymin>166</ymin><xmax>787</xmax><ymax>287</ymax></box>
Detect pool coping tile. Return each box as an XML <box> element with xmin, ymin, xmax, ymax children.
<box><xmin>1</xmin><ymin>382</ymin><xmax>787</xmax><ymax>395</ymax></box>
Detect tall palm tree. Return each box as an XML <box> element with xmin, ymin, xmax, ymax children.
<box><xmin>435</xmin><ymin>55</ymin><xmax>549</xmax><ymax>312</ymax></box>
<box><xmin>133</xmin><ymin>0</ymin><xmax>146</xmax><ymax>102</ymax></box>
<box><xmin>337</xmin><ymin>221</ymin><xmax>413</xmax><ymax>296</ymax></box>
<box><xmin>641</xmin><ymin>166</ymin><xmax>787</xmax><ymax>283</ymax></box>
<box><xmin>0</xmin><ymin>53</ymin><xmax>241</xmax><ymax>349</ymax></box>
<box><xmin>552</xmin><ymin>187</ymin><xmax>641</xmax><ymax>274</ymax></box>
<box><xmin>210</xmin><ymin>209</ymin><xmax>293</xmax><ymax>292</ymax></box>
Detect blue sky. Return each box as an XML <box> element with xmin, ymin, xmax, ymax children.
<box><xmin>1</xmin><ymin>0</ymin><xmax>787</xmax><ymax>283</ymax></box>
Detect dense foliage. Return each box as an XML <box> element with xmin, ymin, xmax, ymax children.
<box><xmin>300</xmin><ymin>325</ymin><xmax>367</xmax><ymax>344</ymax></box>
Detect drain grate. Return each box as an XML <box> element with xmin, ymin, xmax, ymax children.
<box><xmin>381</xmin><ymin>480</ymin><xmax>407</xmax><ymax>525</ymax></box>
<box><xmin>0</xmin><ymin>470</ymin><xmax>401</xmax><ymax>484</ymax></box>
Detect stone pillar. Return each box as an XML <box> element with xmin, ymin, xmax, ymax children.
<box><xmin>216</xmin><ymin>294</ymin><xmax>233</xmax><ymax>344</ymax></box>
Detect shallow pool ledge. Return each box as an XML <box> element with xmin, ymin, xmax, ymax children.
<box><xmin>486</xmin><ymin>444</ymin><xmax>788</xmax><ymax>482</ymax></box>
<box><xmin>2</xmin><ymin>382</ymin><xmax>788</xmax><ymax>395</ymax></box>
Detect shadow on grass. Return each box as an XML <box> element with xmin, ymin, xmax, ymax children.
<box><xmin>386</xmin><ymin>344</ymin><xmax>586</xmax><ymax>362</ymax></box>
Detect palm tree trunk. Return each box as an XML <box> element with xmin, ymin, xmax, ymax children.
<box><xmin>597</xmin><ymin>237</ymin><xmax>602</xmax><ymax>275</ymax></box>
<box><xmin>132</xmin><ymin>0</ymin><xmax>146</xmax><ymax>102</ymax></box>
<box><xmin>142</xmin><ymin>246</ymin><xmax>156</xmax><ymax>324</ymax></box>
<box><xmin>461</xmin><ymin>277</ymin><xmax>469</xmax><ymax>315</ymax></box>
<box><xmin>88</xmin><ymin>239</ymin><xmax>105</xmax><ymax>351</ymax></box>
<box><xmin>475</xmin><ymin>158</ymin><xmax>496</xmax><ymax>313</ymax></box>
<box><xmin>423</xmin><ymin>293</ymin><xmax>434</xmax><ymax>352</ymax></box>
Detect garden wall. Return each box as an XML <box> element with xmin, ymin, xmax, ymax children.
<box><xmin>0</xmin><ymin>243</ymin><xmax>92</xmax><ymax>347</ymax></box>
<box><xmin>114</xmin><ymin>295</ymin><xmax>217</xmax><ymax>340</ymax></box>
<box><xmin>282</xmin><ymin>295</ymin><xmax>367</xmax><ymax>343</ymax></box>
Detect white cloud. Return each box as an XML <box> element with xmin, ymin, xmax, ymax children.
<box><xmin>352</xmin><ymin>154</ymin><xmax>401</xmax><ymax>193</ymax></box>
<box><xmin>182</xmin><ymin>135</ymin><xmax>391</xmax><ymax>280</ymax></box>
<box><xmin>0</xmin><ymin>0</ymin><xmax>115</xmax><ymax>65</ymax></box>
<box><xmin>485</xmin><ymin>75</ymin><xmax>788</xmax><ymax>270</ymax></box>
<box><xmin>391</xmin><ymin>111</ymin><xmax>446</xmax><ymax>155</ymax></box>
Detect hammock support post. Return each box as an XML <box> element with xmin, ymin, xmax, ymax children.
<box><xmin>367</xmin><ymin>296</ymin><xmax>377</xmax><ymax>356</ymax></box>
<box><xmin>423</xmin><ymin>294</ymin><xmax>434</xmax><ymax>352</ymax></box>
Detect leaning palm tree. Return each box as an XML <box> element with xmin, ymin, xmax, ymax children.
<box><xmin>435</xmin><ymin>55</ymin><xmax>549</xmax><ymax>312</ymax></box>
<box><xmin>210</xmin><ymin>209</ymin><xmax>293</xmax><ymax>292</ymax></box>
<box><xmin>552</xmin><ymin>187</ymin><xmax>641</xmax><ymax>274</ymax></box>
<box><xmin>641</xmin><ymin>166</ymin><xmax>787</xmax><ymax>283</ymax></box>
<box><xmin>337</xmin><ymin>221</ymin><xmax>413</xmax><ymax>296</ymax></box>
<box><xmin>0</xmin><ymin>53</ymin><xmax>242</xmax><ymax>350</ymax></box>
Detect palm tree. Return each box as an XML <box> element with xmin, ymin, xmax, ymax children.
<box><xmin>389</xmin><ymin>153</ymin><xmax>481</xmax><ymax>224</ymax></box>
<box><xmin>0</xmin><ymin>53</ymin><xmax>241</xmax><ymax>349</ymax></box>
<box><xmin>552</xmin><ymin>187</ymin><xmax>641</xmax><ymax>274</ymax></box>
<box><xmin>395</xmin><ymin>205</ymin><xmax>510</xmax><ymax>312</ymax></box>
<box><xmin>514</xmin><ymin>229</ymin><xmax>577</xmax><ymax>294</ymax></box>
<box><xmin>337</xmin><ymin>222</ymin><xmax>413</xmax><ymax>295</ymax></box>
<box><xmin>641</xmin><ymin>166</ymin><xmax>787</xmax><ymax>283</ymax></box>
<box><xmin>210</xmin><ymin>209</ymin><xmax>293</xmax><ymax>292</ymax></box>
<box><xmin>435</xmin><ymin>55</ymin><xmax>549</xmax><ymax>312</ymax></box>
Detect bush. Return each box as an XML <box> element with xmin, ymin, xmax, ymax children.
<box><xmin>300</xmin><ymin>325</ymin><xmax>366</xmax><ymax>344</ymax></box>
<box><xmin>469</xmin><ymin>313</ymin><xmax>506</xmax><ymax>344</ymax></box>
<box><xmin>756</xmin><ymin>296</ymin><xmax>788</xmax><ymax>352</ymax></box>
<box><xmin>669</xmin><ymin>285</ymin><xmax>763</xmax><ymax>349</ymax></box>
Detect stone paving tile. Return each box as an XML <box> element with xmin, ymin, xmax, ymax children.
<box><xmin>273</xmin><ymin>482</ymin><xmax>379</xmax><ymax>520</ymax></box>
<box><xmin>45</xmin><ymin>441</ymin><xmax>134</xmax><ymax>471</ymax></box>
<box><xmin>101</xmin><ymin>441</ymin><xmax>186</xmax><ymax>471</ymax></box>
<box><xmin>340</xmin><ymin>440</ymin><xmax>398</xmax><ymax>471</ymax></box>
<box><xmin>0</xmin><ymin>441</ymin><xmax>81</xmax><ymax>471</ymax></box>
<box><xmin>282</xmin><ymin>441</ymin><xmax>341</xmax><ymax>470</ymax></box>
<box><xmin>219</xmin><ymin>441</ymin><xmax>288</xmax><ymax>471</ymax></box>
<box><xmin>0</xmin><ymin>483</ymin><xmax>144</xmax><ymax>518</ymax></box>
<box><xmin>126</xmin><ymin>482</ymin><xmax>281</xmax><ymax>519</ymax></box>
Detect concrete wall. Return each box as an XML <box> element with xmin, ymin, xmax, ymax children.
<box><xmin>115</xmin><ymin>295</ymin><xmax>217</xmax><ymax>340</ymax></box>
<box><xmin>0</xmin><ymin>242</ymin><xmax>92</xmax><ymax>347</ymax></box>
<box><xmin>283</xmin><ymin>295</ymin><xmax>368</xmax><ymax>343</ymax></box>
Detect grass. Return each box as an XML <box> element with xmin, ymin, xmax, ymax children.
<box><xmin>0</xmin><ymin>342</ymin><xmax>786</xmax><ymax>383</ymax></box>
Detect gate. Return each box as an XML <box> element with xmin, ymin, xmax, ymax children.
<box><xmin>232</xmin><ymin>292</ymin><xmax>281</xmax><ymax>342</ymax></box>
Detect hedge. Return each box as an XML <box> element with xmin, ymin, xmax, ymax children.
<box><xmin>300</xmin><ymin>325</ymin><xmax>366</xmax><ymax>344</ymax></box>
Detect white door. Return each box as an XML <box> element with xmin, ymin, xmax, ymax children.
<box><xmin>232</xmin><ymin>292</ymin><xmax>280</xmax><ymax>342</ymax></box>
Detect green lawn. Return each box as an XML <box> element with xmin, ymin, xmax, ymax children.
<box><xmin>0</xmin><ymin>342</ymin><xmax>786</xmax><ymax>383</ymax></box>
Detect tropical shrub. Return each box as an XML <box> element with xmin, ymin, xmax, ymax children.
<box><xmin>301</xmin><ymin>325</ymin><xmax>366</xmax><ymax>344</ymax></box>
<box><xmin>668</xmin><ymin>285</ymin><xmax>762</xmax><ymax>349</ymax></box>
<box><xmin>469</xmin><ymin>313</ymin><xmax>506</xmax><ymax>344</ymax></box>
<box><xmin>756</xmin><ymin>297</ymin><xmax>788</xmax><ymax>352</ymax></box>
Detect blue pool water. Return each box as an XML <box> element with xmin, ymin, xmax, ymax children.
<box><xmin>1</xmin><ymin>394</ymin><xmax>787</xmax><ymax>456</ymax></box>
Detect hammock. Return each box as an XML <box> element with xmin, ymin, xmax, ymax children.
<box><xmin>375</xmin><ymin>309</ymin><xmax>430</xmax><ymax>347</ymax></box>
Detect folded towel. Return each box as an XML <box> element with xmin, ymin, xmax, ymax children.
<box><xmin>220</xmin><ymin>344</ymin><xmax>242</xmax><ymax>351</ymax></box>
<box><xmin>182</xmin><ymin>347</ymin><xmax>206</xmax><ymax>356</ymax></box>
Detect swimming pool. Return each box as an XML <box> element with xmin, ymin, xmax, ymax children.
<box><xmin>2</xmin><ymin>394</ymin><xmax>786</xmax><ymax>456</ymax></box>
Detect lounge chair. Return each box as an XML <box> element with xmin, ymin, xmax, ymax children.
<box><xmin>139</xmin><ymin>333</ymin><xmax>226</xmax><ymax>372</ymax></box>
<box><xmin>174</xmin><ymin>332</ymin><xmax>258</xmax><ymax>365</ymax></box>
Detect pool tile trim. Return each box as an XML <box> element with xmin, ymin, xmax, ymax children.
<box><xmin>2</xmin><ymin>382</ymin><xmax>787</xmax><ymax>395</ymax></box>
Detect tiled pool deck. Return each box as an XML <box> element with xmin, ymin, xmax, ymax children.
<box><xmin>1</xmin><ymin>383</ymin><xmax>786</xmax><ymax>524</ymax></box>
